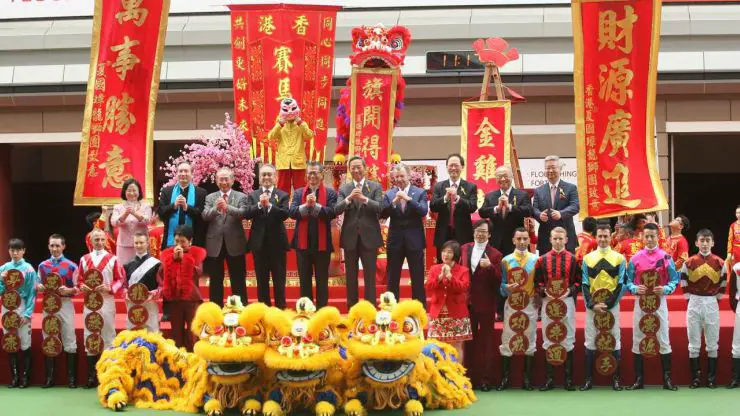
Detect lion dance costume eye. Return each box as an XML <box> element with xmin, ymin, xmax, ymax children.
<box><xmin>96</xmin><ymin>296</ymin><xmax>268</xmax><ymax>416</ymax></box>
<box><xmin>341</xmin><ymin>292</ymin><xmax>476</xmax><ymax>416</ymax></box>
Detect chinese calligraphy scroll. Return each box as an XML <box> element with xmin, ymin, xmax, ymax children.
<box><xmin>229</xmin><ymin>4</ymin><xmax>340</xmax><ymax>165</ymax></box>
<box><xmin>74</xmin><ymin>0</ymin><xmax>169</xmax><ymax>205</ymax></box>
<box><xmin>348</xmin><ymin>68</ymin><xmax>398</xmax><ymax>186</ymax></box>
<box><xmin>573</xmin><ymin>0</ymin><xmax>667</xmax><ymax>218</ymax></box>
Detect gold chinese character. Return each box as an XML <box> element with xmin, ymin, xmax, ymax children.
<box><xmin>320</xmin><ymin>75</ymin><xmax>329</xmax><ymax>89</ymax></box>
<box><xmin>473</xmin><ymin>154</ymin><xmax>497</xmax><ymax>183</ymax></box>
<box><xmin>115</xmin><ymin>0</ymin><xmax>148</xmax><ymax>27</ymax></box>
<box><xmin>235</xmin><ymin>56</ymin><xmax>246</xmax><ymax>71</ymax></box>
<box><xmin>548</xmin><ymin>324</ymin><xmax>563</xmax><ymax>341</ymax></box>
<box><xmin>547</xmin><ymin>301</ymin><xmax>563</xmax><ymax>318</ymax></box>
<box><xmin>89</xmin><ymin>146</ymin><xmax>100</xmax><ymax>162</ymax></box>
<box><xmin>273</xmin><ymin>46</ymin><xmax>293</xmax><ymax>74</ymax></box>
<box><xmin>642</xmin><ymin>295</ymin><xmax>657</xmax><ymax>310</ymax></box>
<box><xmin>233</xmin><ymin>16</ymin><xmax>245</xmax><ymax>30</ymax></box>
<box><xmin>238</xmin><ymin>120</ymin><xmax>248</xmax><ymax>131</ymax></box>
<box><xmin>321</xmin><ymin>38</ymin><xmax>333</xmax><ymax>48</ymax></box>
<box><xmin>293</xmin><ymin>15</ymin><xmax>309</xmax><ymax>36</ymax></box>
<box><xmin>96</xmin><ymin>63</ymin><xmax>106</xmax><ymax>77</ymax></box>
<box><xmin>92</xmin><ymin>123</ymin><xmax>104</xmax><ymax>134</ymax></box>
<box><xmin>602</xmin><ymin>163</ymin><xmax>641</xmax><ymax>208</ymax></box>
<box><xmin>93</xmin><ymin>108</ymin><xmax>104</xmax><ymax>123</ymax></box>
<box><xmin>599</xmin><ymin>109</ymin><xmax>631</xmax><ymax>157</ymax></box>
<box><xmin>258</xmin><ymin>15</ymin><xmax>276</xmax><ymax>35</ymax></box>
<box><xmin>548</xmin><ymin>346</ymin><xmax>563</xmax><ymax>362</ymax></box>
<box><xmin>320</xmin><ymin>55</ymin><xmax>331</xmax><ymax>68</ymax></box>
<box><xmin>643</xmin><ymin>338</ymin><xmax>656</xmax><ymax>354</ymax></box>
<box><xmin>599</xmin><ymin>356</ymin><xmax>614</xmax><ymax>373</ymax></box>
<box><xmin>357</xmin><ymin>134</ymin><xmax>381</xmax><ymax>159</ymax></box>
<box><xmin>233</xmin><ymin>36</ymin><xmax>246</xmax><ymax>50</ymax></box>
<box><xmin>366</xmin><ymin>164</ymin><xmax>379</xmax><ymax>181</ymax></box>
<box><xmin>98</xmin><ymin>144</ymin><xmax>133</xmax><ymax>189</ymax></box>
<box><xmin>317</xmin><ymin>97</ymin><xmax>328</xmax><ymax>109</ymax></box>
<box><xmin>104</xmin><ymin>93</ymin><xmax>136</xmax><ymax>135</ymax></box>
<box><xmin>474</xmin><ymin>116</ymin><xmax>500</xmax><ymax>148</ymax></box>
<box><xmin>588</xmin><ymin>174</ymin><xmax>598</xmax><ymax>186</ymax></box>
<box><xmin>236</xmin><ymin>77</ymin><xmax>247</xmax><ymax>91</ymax></box>
<box><xmin>323</xmin><ymin>17</ymin><xmax>333</xmax><ymax>30</ymax></box>
<box><xmin>94</xmin><ymin>93</ymin><xmax>105</xmax><ymax>105</ymax></box>
<box><xmin>238</xmin><ymin>97</ymin><xmax>248</xmax><ymax>112</ymax></box>
<box><xmin>511</xmin><ymin>314</ymin><xmax>527</xmax><ymax>331</ymax></box>
<box><xmin>599</xmin><ymin>58</ymin><xmax>633</xmax><ymax>106</ymax></box>
<box><xmin>276</xmin><ymin>77</ymin><xmax>292</xmax><ymax>101</ymax></box>
<box><xmin>363</xmin><ymin>105</ymin><xmax>381</xmax><ymax>129</ymax></box>
<box><xmin>94</xmin><ymin>77</ymin><xmax>106</xmax><ymax>92</ymax></box>
<box><xmin>315</xmin><ymin>118</ymin><xmax>325</xmax><ymax>131</ymax></box>
<box><xmin>642</xmin><ymin>315</ymin><xmax>657</xmax><ymax>333</ymax></box>
<box><xmin>110</xmin><ymin>36</ymin><xmax>140</xmax><ymax>81</ymax></box>
<box><xmin>88</xmin><ymin>164</ymin><xmax>98</xmax><ymax>178</ymax></box>
<box><xmin>362</xmin><ymin>78</ymin><xmax>383</xmax><ymax>101</ymax></box>
<box><xmin>510</xmin><ymin>335</ymin><xmax>525</xmax><ymax>353</ymax></box>
<box><xmin>598</xmin><ymin>5</ymin><xmax>637</xmax><ymax>53</ymax></box>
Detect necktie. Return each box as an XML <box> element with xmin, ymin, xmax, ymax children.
<box><xmin>502</xmin><ymin>190</ymin><xmax>508</xmax><ymax>218</ymax></box>
<box><xmin>449</xmin><ymin>183</ymin><xmax>457</xmax><ymax>228</ymax></box>
<box><xmin>400</xmin><ymin>190</ymin><xmax>407</xmax><ymax>213</ymax></box>
<box><xmin>354</xmin><ymin>183</ymin><xmax>361</xmax><ymax>208</ymax></box>
<box><xmin>178</xmin><ymin>186</ymin><xmax>187</xmax><ymax>225</ymax></box>
<box><xmin>550</xmin><ymin>185</ymin><xmax>557</xmax><ymax>208</ymax></box>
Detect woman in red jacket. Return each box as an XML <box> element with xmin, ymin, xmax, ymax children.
<box><xmin>425</xmin><ymin>240</ymin><xmax>472</xmax><ymax>361</ymax></box>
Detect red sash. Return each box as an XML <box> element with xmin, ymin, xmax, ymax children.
<box><xmin>84</xmin><ymin>252</ymin><xmax>114</xmax><ymax>275</ymax></box>
<box><xmin>297</xmin><ymin>184</ymin><xmax>327</xmax><ymax>251</ymax></box>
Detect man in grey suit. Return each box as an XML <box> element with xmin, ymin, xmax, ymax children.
<box><xmin>202</xmin><ymin>167</ymin><xmax>249</xmax><ymax>306</ymax></box>
<box><xmin>382</xmin><ymin>163</ymin><xmax>428</xmax><ymax>305</ymax></box>
<box><xmin>532</xmin><ymin>155</ymin><xmax>580</xmax><ymax>253</ymax></box>
<box><xmin>335</xmin><ymin>156</ymin><xmax>383</xmax><ymax>307</ymax></box>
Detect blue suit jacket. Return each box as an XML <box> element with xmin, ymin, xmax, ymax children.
<box><xmin>532</xmin><ymin>180</ymin><xmax>580</xmax><ymax>253</ymax></box>
<box><xmin>381</xmin><ymin>185</ymin><xmax>428</xmax><ymax>252</ymax></box>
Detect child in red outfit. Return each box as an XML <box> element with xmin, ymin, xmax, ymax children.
<box><xmin>425</xmin><ymin>240</ymin><xmax>472</xmax><ymax>360</ymax></box>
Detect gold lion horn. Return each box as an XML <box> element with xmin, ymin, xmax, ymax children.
<box><xmin>378</xmin><ymin>292</ymin><xmax>397</xmax><ymax>311</ymax></box>
<box><xmin>295</xmin><ymin>297</ymin><xmax>317</xmax><ymax>318</ymax></box>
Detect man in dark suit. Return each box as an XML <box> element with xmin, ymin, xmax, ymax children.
<box><xmin>479</xmin><ymin>165</ymin><xmax>533</xmax><ymax>255</ymax></box>
<box><xmin>460</xmin><ymin>219</ymin><xmax>502</xmax><ymax>391</ymax></box>
<box><xmin>289</xmin><ymin>162</ymin><xmax>337</xmax><ymax>308</ymax></box>
<box><xmin>532</xmin><ymin>155</ymin><xmax>580</xmax><ymax>253</ymax></box>
<box><xmin>245</xmin><ymin>164</ymin><xmax>290</xmax><ymax>308</ymax></box>
<box><xmin>158</xmin><ymin>162</ymin><xmax>207</xmax><ymax>250</ymax></box>
<box><xmin>430</xmin><ymin>153</ymin><xmax>478</xmax><ymax>262</ymax></box>
<box><xmin>335</xmin><ymin>156</ymin><xmax>383</xmax><ymax>308</ymax></box>
<box><xmin>202</xmin><ymin>167</ymin><xmax>249</xmax><ymax>306</ymax></box>
<box><xmin>381</xmin><ymin>164</ymin><xmax>428</xmax><ymax>305</ymax></box>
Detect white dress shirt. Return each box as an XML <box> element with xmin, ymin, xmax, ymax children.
<box><xmin>471</xmin><ymin>242</ymin><xmax>487</xmax><ymax>273</ymax></box>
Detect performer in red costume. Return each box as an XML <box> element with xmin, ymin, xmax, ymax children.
<box><xmin>576</xmin><ymin>217</ymin><xmax>598</xmax><ymax>265</ymax></box>
<box><xmin>160</xmin><ymin>224</ymin><xmax>206</xmax><ymax>351</ymax></box>
<box><xmin>616</xmin><ymin>213</ymin><xmax>647</xmax><ymax>264</ymax></box>
<box><xmin>728</xmin><ymin>205</ymin><xmax>740</xmax><ymax>267</ymax></box>
<box><xmin>666</xmin><ymin>215</ymin><xmax>690</xmax><ymax>269</ymax></box>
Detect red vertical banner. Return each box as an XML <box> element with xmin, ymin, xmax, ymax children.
<box><xmin>349</xmin><ymin>68</ymin><xmax>399</xmax><ymax>187</ymax></box>
<box><xmin>74</xmin><ymin>0</ymin><xmax>170</xmax><ymax>205</ymax></box>
<box><xmin>460</xmin><ymin>101</ymin><xmax>512</xmax><ymax>206</ymax></box>
<box><xmin>229</xmin><ymin>4</ymin><xmax>340</xmax><ymax>165</ymax></box>
<box><xmin>573</xmin><ymin>0</ymin><xmax>667</xmax><ymax>218</ymax></box>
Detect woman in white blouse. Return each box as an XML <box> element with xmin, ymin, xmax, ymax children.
<box><xmin>111</xmin><ymin>178</ymin><xmax>152</xmax><ymax>264</ymax></box>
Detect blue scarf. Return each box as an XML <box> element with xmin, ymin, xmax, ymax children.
<box><xmin>166</xmin><ymin>183</ymin><xmax>195</xmax><ymax>247</ymax></box>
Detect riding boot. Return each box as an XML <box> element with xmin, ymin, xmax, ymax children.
<box><xmin>43</xmin><ymin>357</ymin><xmax>55</xmax><ymax>388</ymax></box>
<box><xmin>689</xmin><ymin>357</ymin><xmax>701</xmax><ymax>389</ymax></box>
<box><xmin>707</xmin><ymin>357</ymin><xmax>718</xmax><ymax>389</ymax></box>
<box><xmin>19</xmin><ymin>349</ymin><xmax>32</xmax><ymax>388</ymax></box>
<box><xmin>611</xmin><ymin>351</ymin><xmax>623</xmax><ymax>391</ymax></box>
<box><xmin>661</xmin><ymin>353</ymin><xmax>678</xmax><ymax>391</ymax></box>
<box><xmin>579</xmin><ymin>349</ymin><xmax>595</xmax><ymax>391</ymax></box>
<box><xmin>7</xmin><ymin>353</ymin><xmax>19</xmax><ymax>388</ymax></box>
<box><xmin>627</xmin><ymin>353</ymin><xmax>644</xmax><ymax>390</ymax></box>
<box><xmin>564</xmin><ymin>350</ymin><xmax>576</xmax><ymax>391</ymax></box>
<box><xmin>539</xmin><ymin>363</ymin><xmax>554</xmax><ymax>391</ymax></box>
<box><xmin>522</xmin><ymin>355</ymin><xmax>534</xmax><ymax>391</ymax></box>
<box><xmin>67</xmin><ymin>352</ymin><xmax>78</xmax><ymax>389</ymax></box>
<box><xmin>85</xmin><ymin>355</ymin><xmax>99</xmax><ymax>389</ymax></box>
<box><xmin>496</xmin><ymin>356</ymin><xmax>511</xmax><ymax>391</ymax></box>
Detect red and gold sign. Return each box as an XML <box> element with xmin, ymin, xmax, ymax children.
<box><xmin>2</xmin><ymin>269</ymin><xmax>24</xmax><ymax>290</ymax></box>
<box><xmin>640</xmin><ymin>270</ymin><xmax>659</xmax><ymax>289</ymax></box>
<box><xmin>42</xmin><ymin>293</ymin><xmax>63</xmax><ymax>315</ymax></box>
<box><xmin>639</xmin><ymin>293</ymin><xmax>660</xmax><ymax>314</ymax></box>
<box><xmin>638</xmin><ymin>314</ymin><xmax>660</xmax><ymax>335</ymax></box>
<box><xmin>546</xmin><ymin>279</ymin><xmax>569</xmax><ymax>299</ymax></box>
<box><xmin>83</xmin><ymin>269</ymin><xmax>104</xmax><ymax>289</ymax></box>
<box><xmin>128</xmin><ymin>283</ymin><xmax>150</xmax><ymax>305</ymax></box>
<box><xmin>507</xmin><ymin>267</ymin><xmax>529</xmax><ymax>287</ymax></box>
<box><xmin>508</xmin><ymin>333</ymin><xmax>529</xmax><ymax>356</ymax></box>
<box><xmin>507</xmin><ymin>291</ymin><xmax>530</xmax><ymax>311</ymax></box>
<box><xmin>545</xmin><ymin>298</ymin><xmax>567</xmax><ymax>320</ymax></box>
<box><xmin>546</xmin><ymin>344</ymin><xmax>567</xmax><ymax>366</ymax></box>
<box><xmin>461</xmin><ymin>101</ymin><xmax>511</xmax><ymax>198</ymax></box>
<box><xmin>545</xmin><ymin>321</ymin><xmax>568</xmax><ymax>344</ymax></box>
<box><xmin>349</xmin><ymin>68</ymin><xmax>399</xmax><ymax>186</ymax></box>
<box><xmin>595</xmin><ymin>332</ymin><xmax>616</xmax><ymax>352</ymax></box>
<box><xmin>85</xmin><ymin>291</ymin><xmax>104</xmax><ymax>312</ymax></box>
<box><xmin>508</xmin><ymin>311</ymin><xmax>530</xmax><ymax>332</ymax></box>
<box><xmin>2</xmin><ymin>333</ymin><xmax>21</xmax><ymax>353</ymax></box>
<box><xmin>639</xmin><ymin>335</ymin><xmax>659</xmax><ymax>358</ymax></box>
<box><xmin>573</xmin><ymin>0</ymin><xmax>668</xmax><ymax>218</ymax></box>
<box><xmin>42</xmin><ymin>315</ymin><xmax>62</xmax><ymax>336</ymax></box>
<box><xmin>42</xmin><ymin>336</ymin><xmax>63</xmax><ymax>358</ymax></box>
<box><xmin>85</xmin><ymin>312</ymin><xmax>105</xmax><ymax>333</ymax></box>
<box><xmin>86</xmin><ymin>333</ymin><xmax>104</xmax><ymax>355</ymax></box>
<box><xmin>596</xmin><ymin>353</ymin><xmax>617</xmax><ymax>376</ymax></box>
<box><xmin>128</xmin><ymin>305</ymin><xmax>149</xmax><ymax>327</ymax></box>
<box><xmin>73</xmin><ymin>0</ymin><xmax>170</xmax><ymax>205</ymax></box>
<box><xmin>593</xmin><ymin>311</ymin><xmax>615</xmax><ymax>331</ymax></box>
<box><xmin>228</xmin><ymin>4</ymin><xmax>340</xmax><ymax>164</ymax></box>
<box><xmin>1</xmin><ymin>311</ymin><xmax>22</xmax><ymax>331</ymax></box>
<box><xmin>591</xmin><ymin>288</ymin><xmax>611</xmax><ymax>305</ymax></box>
<box><xmin>2</xmin><ymin>291</ymin><xmax>21</xmax><ymax>310</ymax></box>
<box><xmin>44</xmin><ymin>272</ymin><xmax>63</xmax><ymax>292</ymax></box>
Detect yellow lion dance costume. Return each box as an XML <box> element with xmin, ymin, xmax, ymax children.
<box><xmin>261</xmin><ymin>297</ymin><xmax>346</xmax><ymax>416</ymax></box>
<box><xmin>342</xmin><ymin>292</ymin><xmax>476</xmax><ymax>416</ymax></box>
<box><xmin>96</xmin><ymin>296</ymin><xmax>268</xmax><ymax>416</ymax></box>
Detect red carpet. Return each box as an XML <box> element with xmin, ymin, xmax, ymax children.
<box><xmin>1</xmin><ymin>280</ymin><xmax>737</xmax><ymax>387</ymax></box>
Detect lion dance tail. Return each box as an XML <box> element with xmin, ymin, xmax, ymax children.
<box><xmin>421</xmin><ymin>340</ymin><xmax>476</xmax><ymax>410</ymax></box>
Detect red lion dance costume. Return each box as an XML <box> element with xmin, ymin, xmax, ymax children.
<box><xmin>334</xmin><ymin>24</ymin><xmax>411</xmax><ymax>162</ymax></box>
